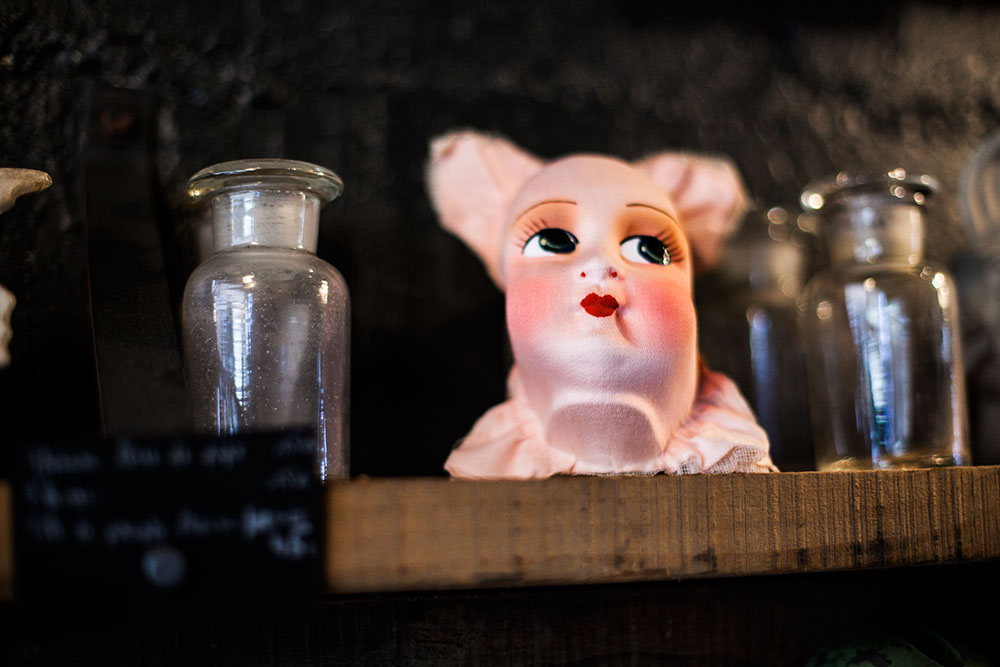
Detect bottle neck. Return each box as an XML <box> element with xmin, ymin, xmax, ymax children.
<box><xmin>209</xmin><ymin>189</ymin><xmax>320</xmax><ymax>253</ymax></box>
<box><xmin>825</xmin><ymin>200</ymin><xmax>925</xmax><ymax>266</ymax></box>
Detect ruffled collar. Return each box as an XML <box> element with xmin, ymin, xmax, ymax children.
<box><xmin>445</xmin><ymin>363</ymin><xmax>776</xmax><ymax>479</ymax></box>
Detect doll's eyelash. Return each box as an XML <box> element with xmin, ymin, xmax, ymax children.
<box><xmin>655</xmin><ymin>230</ymin><xmax>685</xmax><ymax>262</ymax></box>
<box><xmin>513</xmin><ymin>217</ymin><xmax>548</xmax><ymax>248</ymax></box>
<box><xmin>513</xmin><ymin>219</ymin><xmax>684</xmax><ymax>260</ymax></box>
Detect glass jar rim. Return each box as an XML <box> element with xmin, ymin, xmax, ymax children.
<box><xmin>187</xmin><ymin>159</ymin><xmax>344</xmax><ymax>203</ymax></box>
<box><xmin>800</xmin><ymin>169</ymin><xmax>939</xmax><ymax>212</ymax></box>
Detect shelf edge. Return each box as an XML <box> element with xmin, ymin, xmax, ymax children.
<box><xmin>325</xmin><ymin>467</ymin><xmax>1000</xmax><ymax>593</ymax></box>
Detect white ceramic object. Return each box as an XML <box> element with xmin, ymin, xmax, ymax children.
<box><xmin>0</xmin><ymin>168</ymin><xmax>52</xmax><ymax>367</ymax></box>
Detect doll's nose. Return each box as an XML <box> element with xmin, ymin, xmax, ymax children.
<box><xmin>579</xmin><ymin>261</ymin><xmax>624</xmax><ymax>281</ymax></box>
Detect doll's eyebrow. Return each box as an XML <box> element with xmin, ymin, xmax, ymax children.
<box><xmin>514</xmin><ymin>199</ymin><xmax>577</xmax><ymax>220</ymax></box>
<box><xmin>626</xmin><ymin>203</ymin><xmax>679</xmax><ymax>223</ymax></box>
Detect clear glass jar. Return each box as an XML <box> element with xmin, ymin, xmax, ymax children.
<box><xmin>954</xmin><ymin>130</ymin><xmax>1000</xmax><ymax>465</ymax></box>
<box><xmin>182</xmin><ymin>159</ymin><xmax>350</xmax><ymax>479</ymax></box>
<box><xmin>698</xmin><ymin>206</ymin><xmax>815</xmax><ymax>470</ymax></box>
<box><xmin>800</xmin><ymin>169</ymin><xmax>970</xmax><ymax>470</ymax></box>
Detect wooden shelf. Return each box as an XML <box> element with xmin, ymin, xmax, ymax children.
<box><xmin>325</xmin><ymin>466</ymin><xmax>1000</xmax><ymax>593</ymax></box>
<box><xmin>3</xmin><ymin>466</ymin><xmax>999</xmax><ymax>600</ymax></box>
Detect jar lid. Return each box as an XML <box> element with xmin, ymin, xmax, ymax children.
<box><xmin>800</xmin><ymin>168</ymin><xmax>939</xmax><ymax>212</ymax></box>
<box><xmin>187</xmin><ymin>159</ymin><xmax>344</xmax><ymax>203</ymax></box>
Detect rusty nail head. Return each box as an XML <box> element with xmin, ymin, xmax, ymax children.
<box><xmin>97</xmin><ymin>103</ymin><xmax>138</xmax><ymax>145</ymax></box>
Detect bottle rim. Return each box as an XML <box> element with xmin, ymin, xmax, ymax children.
<box><xmin>800</xmin><ymin>169</ymin><xmax>939</xmax><ymax>212</ymax></box>
<box><xmin>187</xmin><ymin>159</ymin><xmax>344</xmax><ymax>204</ymax></box>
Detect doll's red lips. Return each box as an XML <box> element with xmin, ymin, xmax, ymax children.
<box><xmin>580</xmin><ymin>293</ymin><xmax>619</xmax><ymax>317</ymax></box>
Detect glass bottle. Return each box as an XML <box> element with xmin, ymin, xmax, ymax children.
<box><xmin>697</xmin><ymin>206</ymin><xmax>815</xmax><ymax>471</ymax></box>
<box><xmin>953</xmin><ymin>130</ymin><xmax>1000</xmax><ymax>464</ymax></box>
<box><xmin>800</xmin><ymin>169</ymin><xmax>970</xmax><ymax>470</ymax></box>
<box><xmin>182</xmin><ymin>159</ymin><xmax>350</xmax><ymax>479</ymax></box>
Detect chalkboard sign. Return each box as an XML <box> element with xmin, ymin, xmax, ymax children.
<box><xmin>11</xmin><ymin>430</ymin><xmax>323</xmax><ymax>614</ymax></box>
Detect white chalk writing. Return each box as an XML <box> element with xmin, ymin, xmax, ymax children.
<box><xmin>104</xmin><ymin>518</ymin><xmax>168</xmax><ymax>546</ymax></box>
<box><xmin>175</xmin><ymin>509</ymin><xmax>240</xmax><ymax>537</ymax></box>
<box><xmin>266</xmin><ymin>465</ymin><xmax>312</xmax><ymax>491</ymax></box>
<box><xmin>200</xmin><ymin>443</ymin><xmax>247</xmax><ymax>469</ymax></box>
<box><xmin>242</xmin><ymin>505</ymin><xmax>313</xmax><ymax>560</ymax></box>
<box><xmin>273</xmin><ymin>436</ymin><xmax>314</xmax><ymax>458</ymax></box>
<box><xmin>115</xmin><ymin>441</ymin><xmax>161</xmax><ymax>469</ymax></box>
<box><xmin>28</xmin><ymin>447</ymin><xmax>100</xmax><ymax>475</ymax></box>
<box><xmin>167</xmin><ymin>444</ymin><xmax>193</xmax><ymax>467</ymax></box>
<box><xmin>28</xmin><ymin>515</ymin><xmax>66</xmax><ymax>542</ymax></box>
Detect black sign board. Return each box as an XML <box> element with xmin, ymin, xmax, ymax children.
<box><xmin>11</xmin><ymin>430</ymin><xmax>323</xmax><ymax>615</ymax></box>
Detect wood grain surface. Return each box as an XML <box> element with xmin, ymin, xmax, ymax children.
<box><xmin>3</xmin><ymin>468</ymin><xmax>999</xmax><ymax>601</ymax></box>
<box><xmin>326</xmin><ymin>466</ymin><xmax>1000</xmax><ymax>592</ymax></box>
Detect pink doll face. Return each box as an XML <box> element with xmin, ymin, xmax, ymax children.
<box><xmin>499</xmin><ymin>157</ymin><xmax>699</xmax><ymax>464</ymax></box>
<box><xmin>502</xmin><ymin>156</ymin><xmax>695</xmax><ymax>361</ymax></box>
<box><xmin>427</xmin><ymin>131</ymin><xmax>761</xmax><ymax>475</ymax></box>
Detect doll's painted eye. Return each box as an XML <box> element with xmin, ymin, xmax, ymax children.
<box><xmin>523</xmin><ymin>228</ymin><xmax>579</xmax><ymax>257</ymax></box>
<box><xmin>620</xmin><ymin>236</ymin><xmax>671</xmax><ymax>265</ymax></box>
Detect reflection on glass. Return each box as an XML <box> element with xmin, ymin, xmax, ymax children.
<box><xmin>182</xmin><ymin>160</ymin><xmax>350</xmax><ymax>480</ymax></box>
<box><xmin>698</xmin><ymin>207</ymin><xmax>815</xmax><ymax>471</ymax></box>
<box><xmin>800</xmin><ymin>171</ymin><xmax>969</xmax><ymax>470</ymax></box>
<box><xmin>953</xmin><ymin>130</ymin><xmax>1000</xmax><ymax>465</ymax></box>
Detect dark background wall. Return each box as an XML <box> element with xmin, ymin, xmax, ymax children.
<box><xmin>1</xmin><ymin>0</ymin><xmax>999</xmax><ymax>475</ymax></box>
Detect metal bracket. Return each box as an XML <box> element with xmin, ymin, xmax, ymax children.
<box><xmin>83</xmin><ymin>86</ymin><xmax>191</xmax><ymax>435</ymax></box>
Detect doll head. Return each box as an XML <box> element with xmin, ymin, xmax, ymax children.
<box><xmin>427</xmin><ymin>132</ymin><xmax>748</xmax><ymax>471</ymax></box>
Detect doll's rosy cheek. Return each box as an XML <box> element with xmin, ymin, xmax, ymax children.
<box><xmin>630</xmin><ymin>278</ymin><xmax>697</xmax><ymax>346</ymax></box>
<box><xmin>505</xmin><ymin>271</ymin><xmax>564</xmax><ymax>343</ymax></box>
